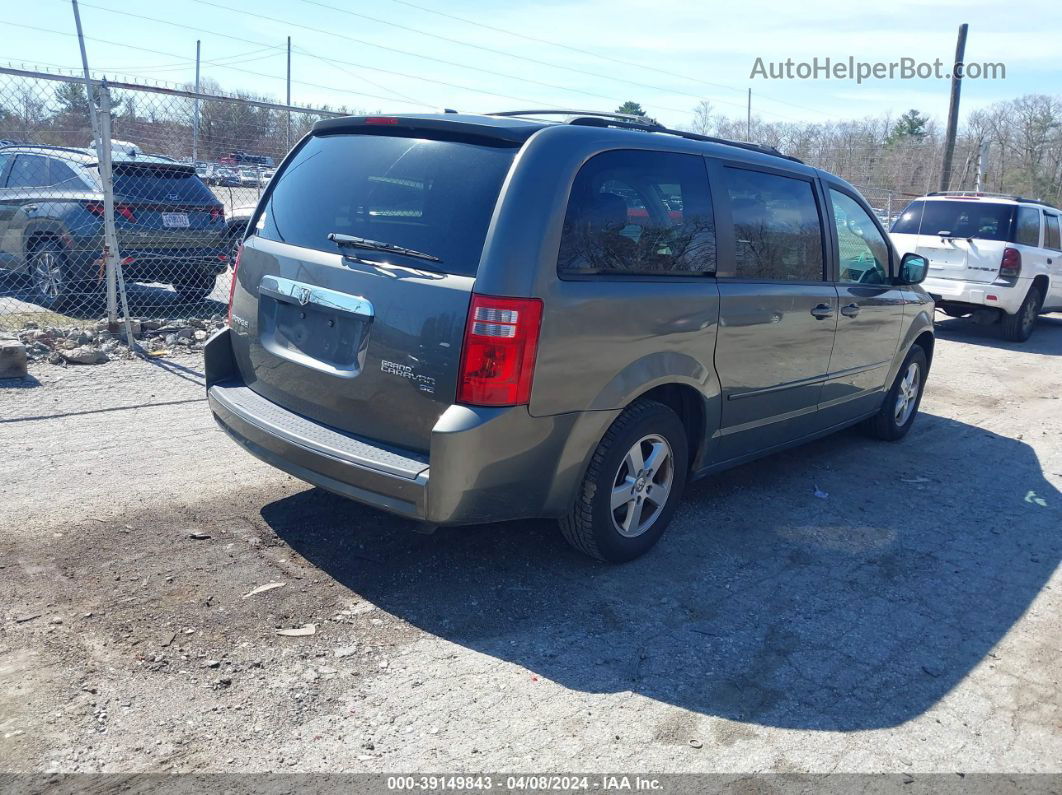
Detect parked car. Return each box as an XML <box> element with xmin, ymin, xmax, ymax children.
<box><xmin>237</xmin><ymin>167</ymin><xmax>267</xmax><ymax>188</ymax></box>
<box><xmin>197</xmin><ymin>164</ymin><xmax>240</xmax><ymax>188</ymax></box>
<box><xmin>206</xmin><ymin>111</ymin><xmax>933</xmax><ymax>562</ymax></box>
<box><xmin>0</xmin><ymin>144</ymin><xmax>229</xmax><ymax>308</ymax></box>
<box><xmin>891</xmin><ymin>192</ymin><xmax>1062</xmax><ymax>341</ymax></box>
<box><xmin>218</xmin><ymin>151</ymin><xmax>274</xmax><ymax>168</ymax></box>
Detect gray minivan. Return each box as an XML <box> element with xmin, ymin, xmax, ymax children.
<box><xmin>206</xmin><ymin>111</ymin><xmax>934</xmax><ymax>562</ymax></box>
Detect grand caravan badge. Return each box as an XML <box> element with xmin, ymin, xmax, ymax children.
<box><xmin>380</xmin><ymin>360</ymin><xmax>436</xmax><ymax>394</ymax></box>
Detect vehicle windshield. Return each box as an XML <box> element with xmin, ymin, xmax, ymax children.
<box><xmin>891</xmin><ymin>200</ymin><xmax>1015</xmax><ymax>241</ymax></box>
<box><xmin>256</xmin><ymin>133</ymin><xmax>518</xmax><ymax>276</ymax></box>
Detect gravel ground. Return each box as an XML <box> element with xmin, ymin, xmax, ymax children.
<box><xmin>0</xmin><ymin>316</ymin><xmax>1060</xmax><ymax>775</ymax></box>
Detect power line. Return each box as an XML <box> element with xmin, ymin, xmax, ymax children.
<box><xmin>64</xmin><ymin>0</ymin><xmax>648</xmax><ymax>114</ymax></box>
<box><xmin>183</xmin><ymin>0</ymin><xmax>703</xmax><ymax>118</ymax></box>
<box><xmin>5</xmin><ymin>21</ymin><xmax>428</xmax><ymax>108</ymax></box>
<box><xmin>293</xmin><ymin>0</ymin><xmax>757</xmax><ymax>114</ymax></box>
<box><xmin>384</xmin><ymin>0</ymin><xmax>832</xmax><ymax>120</ymax></box>
<box><xmin>291</xmin><ymin>46</ymin><xmax>428</xmax><ymax>107</ymax></box>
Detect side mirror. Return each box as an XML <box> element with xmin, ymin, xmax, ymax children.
<box><xmin>896</xmin><ymin>252</ymin><xmax>929</xmax><ymax>285</ymax></box>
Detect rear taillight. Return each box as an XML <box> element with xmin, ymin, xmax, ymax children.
<box><xmin>457</xmin><ymin>294</ymin><xmax>543</xmax><ymax>407</ymax></box>
<box><xmin>1000</xmin><ymin>247</ymin><xmax>1022</xmax><ymax>277</ymax></box>
<box><xmin>83</xmin><ymin>201</ymin><xmax>135</xmax><ymax>222</ymax></box>
<box><xmin>210</xmin><ymin>207</ymin><xmax>224</xmax><ymax>222</ymax></box>
<box><xmin>227</xmin><ymin>243</ymin><xmax>242</xmax><ymax>326</ymax></box>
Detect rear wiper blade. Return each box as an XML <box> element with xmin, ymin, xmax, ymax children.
<box><xmin>327</xmin><ymin>232</ymin><xmax>442</xmax><ymax>263</ymax></box>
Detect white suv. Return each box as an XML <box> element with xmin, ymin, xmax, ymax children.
<box><xmin>890</xmin><ymin>192</ymin><xmax>1062</xmax><ymax>341</ymax></box>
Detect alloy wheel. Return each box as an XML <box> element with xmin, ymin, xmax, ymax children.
<box><xmin>610</xmin><ymin>434</ymin><xmax>674</xmax><ymax>538</ymax></box>
<box><xmin>893</xmin><ymin>361</ymin><xmax>921</xmax><ymax>426</ymax></box>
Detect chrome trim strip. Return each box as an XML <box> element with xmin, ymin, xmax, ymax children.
<box><xmin>259</xmin><ymin>275</ymin><xmax>374</xmax><ymax>318</ymax></box>
<box><xmin>727</xmin><ymin>360</ymin><xmax>890</xmax><ymax>401</ymax></box>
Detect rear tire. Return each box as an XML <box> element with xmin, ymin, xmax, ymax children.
<box><xmin>1000</xmin><ymin>285</ymin><xmax>1043</xmax><ymax>342</ymax></box>
<box><xmin>863</xmin><ymin>345</ymin><xmax>927</xmax><ymax>441</ymax></box>
<box><xmin>173</xmin><ymin>274</ymin><xmax>217</xmax><ymax>304</ymax></box>
<box><xmin>560</xmin><ymin>399</ymin><xmax>688</xmax><ymax>563</ymax></box>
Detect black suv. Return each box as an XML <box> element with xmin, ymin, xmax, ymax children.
<box><xmin>0</xmin><ymin>145</ymin><xmax>229</xmax><ymax>309</ymax></box>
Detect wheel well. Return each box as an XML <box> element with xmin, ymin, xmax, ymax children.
<box><xmin>636</xmin><ymin>383</ymin><xmax>705</xmax><ymax>467</ymax></box>
<box><xmin>914</xmin><ymin>330</ymin><xmax>934</xmax><ymax>369</ymax></box>
<box><xmin>1032</xmin><ymin>274</ymin><xmax>1049</xmax><ymax>297</ymax></box>
<box><xmin>26</xmin><ymin>231</ymin><xmax>61</xmax><ymax>254</ymax></box>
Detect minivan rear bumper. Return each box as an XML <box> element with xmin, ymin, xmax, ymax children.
<box><xmin>206</xmin><ymin>329</ymin><xmax>617</xmax><ymax>525</ymax></box>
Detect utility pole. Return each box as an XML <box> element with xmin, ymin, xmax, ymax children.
<box><xmin>746</xmin><ymin>88</ymin><xmax>751</xmax><ymax>142</ymax></box>
<box><xmin>192</xmin><ymin>40</ymin><xmax>201</xmax><ymax>162</ymax></box>
<box><xmin>286</xmin><ymin>36</ymin><xmax>292</xmax><ymax>149</ymax></box>
<box><xmin>975</xmin><ymin>138</ymin><xmax>989</xmax><ymax>192</ymax></box>
<box><xmin>939</xmin><ymin>23</ymin><xmax>969</xmax><ymax>191</ymax></box>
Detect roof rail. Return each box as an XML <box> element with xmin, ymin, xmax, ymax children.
<box><xmin>0</xmin><ymin>143</ymin><xmax>92</xmax><ymax>156</ymax></box>
<box><xmin>487</xmin><ymin>109</ymin><xmax>802</xmax><ymax>164</ymax></box>
<box><xmin>928</xmin><ymin>190</ymin><xmax>1056</xmax><ymax>208</ymax></box>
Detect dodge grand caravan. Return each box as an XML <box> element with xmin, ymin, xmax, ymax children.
<box><xmin>206</xmin><ymin>111</ymin><xmax>934</xmax><ymax>562</ymax></box>
<box><xmin>890</xmin><ymin>192</ymin><xmax>1062</xmax><ymax>342</ymax></box>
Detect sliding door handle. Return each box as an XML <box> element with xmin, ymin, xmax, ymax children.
<box><xmin>840</xmin><ymin>303</ymin><xmax>861</xmax><ymax>318</ymax></box>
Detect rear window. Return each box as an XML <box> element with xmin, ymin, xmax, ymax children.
<box><xmin>891</xmin><ymin>200</ymin><xmax>1015</xmax><ymax>241</ymax></box>
<box><xmin>112</xmin><ymin>164</ymin><xmax>218</xmax><ymax>204</ymax></box>
<box><xmin>257</xmin><ymin>134</ymin><xmax>517</xmax><ymax>276</ymax></box>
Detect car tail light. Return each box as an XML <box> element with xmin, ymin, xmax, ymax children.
<box><xmin>210</xmin><ymin>206</ymin><xmax>224</xmax><ymax>222</ymax></box>
<box><xmin>457</xmin><ymin>294</ymin><xmax>543</xmax><ymax>406</ymax></box>
<box><xmin>83</xmin><ymin>201</ymin><xmax>135</xmax><ymax>222</ymax></box>
<box><xmin>227</xmin><ymin>243</ymin><xmax>242</xmax><ymax>326</ymax></box>
<box><xmin>364</xmin><ymin>116</ymin><xmax>398</xmax><ymax>125</ymax></box>
<box><xmin>1000</xmin><ymin>247</ymin><xmax>1022</xmax><ymax>277</ymax></box>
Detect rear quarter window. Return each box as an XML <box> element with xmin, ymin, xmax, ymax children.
<box><xmin>556</xmin><ymin>149</ymin><xmax>716</xmax><ymax>277</ymax></box>
<box><xmin>256</xmin><ymin>134</ymin><xmax>517</xmax><ymax>277</ymax></box>
<box><xmin>1015</xmin><ymin>206</ymin><xmax>1042</xmax><ymax>247</ymax></box>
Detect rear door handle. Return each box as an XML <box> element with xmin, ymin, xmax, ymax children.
<box><xmin>810</xmin><ymin>303</ymin><xmax>834</xmax><ymax>319</ymax></box>
<box><xmin>840</xmin><ymin>303</ymin><xmax>861</xmax><ymax>318</ymax></box>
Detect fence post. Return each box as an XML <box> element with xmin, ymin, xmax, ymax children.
<box><xmin>93</xmin><ymin>83</ymin><xmax>121</xmax><ymax>330</ymax></box>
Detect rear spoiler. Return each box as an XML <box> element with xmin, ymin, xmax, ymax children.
<box><xmin>312</xmin><ymin>115</ymin><xmax>539</xmax><ymax>145</ymax></box>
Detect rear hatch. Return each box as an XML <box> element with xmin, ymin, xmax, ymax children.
<box><xmin>891</xmin><ymin>199</ymin><xmax>1014</xmax><ymax>283</ymax></box>
<box><xmin>229</xmin><ymin>124</ymin><xmax>521</xmax><ymax>452</ymax></box>
<box><xmin>109</xmin><ymin>161</ymin><xmax>225</xmax><ymax>251</ymax></box>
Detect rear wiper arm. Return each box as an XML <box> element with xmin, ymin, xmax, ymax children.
<box><xmin>328</xmin><ymin>233</ymin><xmax>442</xmax><ymax>263</ymax></box>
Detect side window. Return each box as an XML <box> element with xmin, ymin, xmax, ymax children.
<box><xmin>48</xmin><ymin>160</ymin><xmax>82</xmax><ymax>188</ymax></box>
<box><xmin>1043</xmin><ymin>213</ymin><xmax>1061</xmax><ymax>251</ymax></box>
<box><xmin>0</xmin><ymin>153</ymin><xmax>10</xmax><ymax>183</ymax></box>
<box><xmin>6</xmin><ymin>155</ymin><xmax>53</xmax><ymax>189</ymax></box>
<box><xmin>1014</xmin><ymin>206</ymin><xmax>1041</xmax><ymax>247</ymax></box>
<box><xmin>724</xmin><ymin>167</ymin><xmax>824</xmax><ymax>281</ymax></box>
<box><xmin>557</xmin><ymin>150</ymin><xmax>716</xmax><ymax>276</ymax></box>
<box><xmin>829</xmin><ymin>189</ymin><xmax>890</xmax><ymax>285</ymax></box>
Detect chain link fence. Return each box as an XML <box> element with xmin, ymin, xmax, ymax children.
<box><xmin>0</xmin><ymin>67</ymin><xmax>340</xmax><ymax>384</ymax></box>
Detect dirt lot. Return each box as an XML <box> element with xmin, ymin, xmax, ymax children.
<box><xmin>1</xmin><ymin>316</ymin><xmax>1060</xmax><ymax>774</ymax></box>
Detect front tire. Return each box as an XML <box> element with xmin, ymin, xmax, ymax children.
<box><xmin>863</xmin><ymin>345</ymin><xmax>928</xmax><ymax>441</ymax></box>
<box><xmin>1000</xmin><ymin>285</ymin><xmax>1043</xmax><ymax>342</ymax></box>
<box><xmin>560</xmin><ymin>399</ymin><xmax>688</xmax><ymax>562</ymax></box>
<box><xmin>28</xmin><ymin>239</ymin><xmax>96</xmax><ymax>312</ymax></box>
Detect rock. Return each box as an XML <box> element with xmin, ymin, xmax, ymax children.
<box><xmin>59</xmin><ymin>347</ymin><xmax>108</xmax><ymax>365</ymax></box>
<box><xmin>188</xmin><ymin>531</ymin><xmax>210</xmax><ymax>540</ymax></box>
<box><xmin>334</xmin><ymin>645</ymin><xmax>358</xmax><ymax>658</ymax></box>
<box><xmin>204</xmin><ymin>660</ymin><xmax>221</xmax><ymax>669</ymax></box>
<box><xmin>117</xmin><ymin>319</ymin><xmax>142</xmax><ymax>340</ymax></box>
<box><xmin>146</xmin><ymin>337</ymin><xmax>167</xmax><ymax>353</ymax></box>
<box><xmin>194</xmin><ymin>330</ymin><xmax>208</xmax><ymax>342</ymax></box>
<box><xmin>276</xmin><ymin>624</ymin><xmax>316</xmax><ymax>637</ymax></box>
<box><xmin>0</xmin><ymin>341</ymin><xmax>28</xmax><ymax>378</ymax></box>
<box><xmin>164</xmin><ymin>334</ymin><xmax>178</xmax><ymax>346</ymax></box>
<box><xmin>176</xmin><ymin>327</ymin><xmax>195</xmax><ymax>339</ymax></box>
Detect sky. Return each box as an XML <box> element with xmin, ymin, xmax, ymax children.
<box><xmin>5</xmin><ymin>0</ymin><xmax>1061</xmax><ymax>129</ymax></box>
